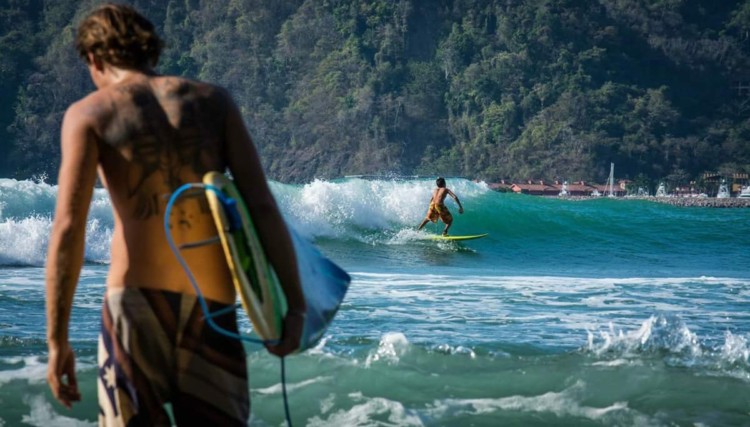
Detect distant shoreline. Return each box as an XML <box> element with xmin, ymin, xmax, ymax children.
<box><xmin>550</xmin><ymin>195</ymin><xmax>750</xmax><ymax>208</ymax></box>
<box><xmin>640</xmin><ymin>197</ymin><xmax>750</xmax><ymax>208</ymax></box>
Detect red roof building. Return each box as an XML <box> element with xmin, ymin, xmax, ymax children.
<box><xmin>492</xmin><ymin>179</ymin><xmax>628</xmax><ymax>197</ymax></box>
<box><xmin>510</xmin><ymin>180</ymin><xmax>559</xmax><ymax>196</ymax></box>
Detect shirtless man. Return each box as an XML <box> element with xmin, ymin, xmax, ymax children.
<box><xmin>417</xmin><ymin>177</ymin><xmax>464</xmax><ymax>236</ymax></box>
<box><xmin>45</xmin><ymin>4</ymin><xmax>305</xmax><ymax>425</ymax></box>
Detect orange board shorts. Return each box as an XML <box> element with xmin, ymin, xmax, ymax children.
<box><xmin>425</xmin><ymin>202</ymin><xmax>453</xmax><ymax>224</ymax></box>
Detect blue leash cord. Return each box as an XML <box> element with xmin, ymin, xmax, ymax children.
<box><xmin>164</xmin><ymin>183</ymin><xmax>264</xmax><ymax>344</ymax></box>
<box><xmin>164</xmin><ymin>183</ymin><xmax>294</xmax><ymax>427</ymax></box>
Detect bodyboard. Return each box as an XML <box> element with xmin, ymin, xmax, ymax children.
<box><xmin>430</xmin><ymin>233</ymin><xmax>488</xmax><ymax>241</ymax></box>
<box><xmin>203</xmin><ymin>172</ymin><xmax>350</xmax><ymax>352</ymax></box>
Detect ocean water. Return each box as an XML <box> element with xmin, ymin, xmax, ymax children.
<box><xmin>1</xmin><ymin>176</ymin><xmax>749</xmax><ymax>426</ymax></box>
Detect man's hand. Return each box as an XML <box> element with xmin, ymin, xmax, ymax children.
<box><xmin>459</xmin><ymin>206</ymin><xmax>464</xmax><ymax>214</ymax></box>
<box><xmin>47</xmin><ymin>343</ymin><xmax>81</xmax><ymax>408</ymax></box>
<box><xmin>266</xmin><ymin>311</ymin><xmax>305</xmax><ymax>357</ymax></box>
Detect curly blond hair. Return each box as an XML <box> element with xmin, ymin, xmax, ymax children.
<box><xmin>76</xmin><ymin>4</ymin><xmax>163</xmax><ymax>68</ymax></box>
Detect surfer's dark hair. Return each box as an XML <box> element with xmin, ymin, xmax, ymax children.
<box><xmin>76</xmin><ymin>4</ymin><xmax>163</xmax><ymax>68</ymax></box>
<box><xmin>436</xmin><ymin>177</ymin><xmax>446</xmax><ymax>188</ymax></box>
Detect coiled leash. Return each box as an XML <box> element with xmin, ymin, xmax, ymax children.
<box><xmin>164</xmin><ymin>183</ymin><xmax>295</xmax><ymax>427</ymax></box>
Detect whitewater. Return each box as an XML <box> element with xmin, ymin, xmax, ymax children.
<box><xmin>1</xmin><ymin>176</ymin><xmax>749</xmax><ymax>426</ymax></box>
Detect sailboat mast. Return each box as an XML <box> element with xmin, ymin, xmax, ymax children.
<box><xmin>608</xmin><ymin>163</ymin><xmax>615</xmax><ymax>197</ymax></box>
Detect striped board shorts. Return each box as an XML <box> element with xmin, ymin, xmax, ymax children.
<box><xmin>98</xmin><ymin>287</ymin><xmax>249</xmax><ymax>426</ymax></box>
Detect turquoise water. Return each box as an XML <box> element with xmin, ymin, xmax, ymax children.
<box><xmin>1</xmin><ymin>177</ymin><xmax>749</xmax><ymax>426</ymax></box>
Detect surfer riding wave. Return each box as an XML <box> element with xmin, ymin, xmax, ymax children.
<box><xmin>418</xmin><ymin>177</ymin><xmax>464</xmax><ymax>236</ymax></box>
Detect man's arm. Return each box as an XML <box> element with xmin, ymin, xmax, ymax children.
<box><xmin>448</xmin><ymin>189</ymin><xmax>464</xmax><ymax>213</ymax></box>
<box><xmin>222</xmin><ymin>92</ymin><xmax>306</xmax><ymax>357</ymax></box>
<box><xmin>46</xmin><ymin>102</ymin><xmax>99</xmax><ymax>408</ymax></box>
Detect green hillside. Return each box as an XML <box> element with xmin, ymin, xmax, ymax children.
<box><xmin>2</xmin><ymin>0</ymin><xmax>749</xmax><ymax>186</ymax></box>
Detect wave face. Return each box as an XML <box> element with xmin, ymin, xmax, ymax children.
<box><xmin>0</xmin><ymin>179</ymin><xmax>113</xmax><ymax>266</ymax></box>
<box><xmin>5</xmin><ymin>177</ymin><xmax>747</xmax><ymax>277</ymax></box>
<box><xmin>245</xmin><ymin>177</ymin><xmax>750</xmax><ymax>278</ymax></box>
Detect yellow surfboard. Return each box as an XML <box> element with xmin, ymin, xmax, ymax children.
<box><xmin>203</xmin><ymin>172</ymin><xmax>286</xmax><ymax>341</ymax></box>
<box><xmin>430</xmin><ymin>233</ymin><xmax>488</xmax><ymax>241</ymax></box>
<box><xmin>202</xmin><ymin>172</ymin><xmax>350</xmax><ymax>350</ymax></box>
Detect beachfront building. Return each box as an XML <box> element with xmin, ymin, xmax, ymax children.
<box><xmin>487</xmin><ymin>180</ymin><xmax>513</xmax><ymax>192</ymax></box>
<box><xmin>731</xmin><ymin>173</ymin><xmax>749</xmax><ymax>195</ymax></box>
<box><xmin>702</xmin><ymin>172</ymin><xmax>749</xmax><ymax>197</ymax></box>
<box><xmin>506</xmin><ymin>180</ymin><xmax>626</xmax><ymax>197</ymax></box>
<box><xmin>510</xmin><ymin>181</ymin><xmax>559</xmax><ymax>196</ymax></box>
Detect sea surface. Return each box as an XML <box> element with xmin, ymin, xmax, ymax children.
<box><xmin>0</xmin><ymin>176</ymin><xmax>749</xmax><ymax>426</ymax></box>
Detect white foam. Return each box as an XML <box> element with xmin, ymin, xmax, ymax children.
<box><xmin>586</xmin><ymin>316</ymin><xmax>702</xmax><ymax>357</ymax></box>
<box><xmin>0</xmin><ymin>180</ymin><xmax>113</xmax><ymax>266</ymax></box>
<box><xmin>0</xmin><ymin>356</ymin><xmax>97</xmax><ymax>387</ymax></box>
<box><xmin>584</xmin><ymin>315</ymin><xmax>750</xmax><ymax>380</ymax></box>
<box><xmin>319</xmin><ymin>393</ymin><xmax>336</xmax><ymax>414</ymax></box>
<box><xmin>0</xmin><ymin>216</ymin><xmax>52</xmax><ymax>266</ymax></box>
<box><xmin>0</xmin><ymin>273</ymin><xmax>40</xmax><ymax>287</ymax></box>
<box><xmin>721</xmin><ymin>331</ymin><xmax>749</xmax><ymax>365</ymax></box>
<box><xmin>21</xmin><ymin>395</ymin><xmax>96</xmax><ymax>427</ymax></box>
<box><xmin>0</xmin><ymin>215</ymin><xmax>113</xmax><ymax>266</ymax></box>
<box><xmin>254</xmin><ymin>375</ymin><xmax>331</xmax><ymax>395</ymax></box>
<box><xmin>432</xmin><ymin>343</ymin><xmax>476</xmax><ymax>358</ymax></box>
<box><xmin>365</xmin><ymin>332</ymin><xmax>410</xmax><ymax>367</ymax></box>
<box><xmin>0</xmin><ymin>178</ymin><xmax>57</xmax><ymax>220</ymax></box>
<box><xmin>387</xmin><ymin>228</ymin><xmax>428</xmax><ymax>244</ymax></box>
<box><xmin>425</xmin><ymin>380</ymin><xmax>657</xmax><ymax>425</ymax></box>
<box><xmin>591</xmin><ymin>358</ymin><xmax>643</xmax><ymax>367</ymax></box>
<box><xmin>82</xmin><ymin>218</ymin><xmax>113</xmax><ymax>264</ymax></box>
<box><xmin>0</xmin><ymin>356</ymin><xmax>47</xmax><ymax>386</ymax></box>
<box><xmin>307</xmin><ymin>392</ymin><xmax>424</xmax><ymax>427</ymax></box>
<box><xmin>351</xmin><ymin>272</ymin><xmax>750</xmax><ymax>286</ymax></box>
<box><xmin>306</xmin><ymin>335</ymin><xmax>331</xmax><ymax>355</ymax></box>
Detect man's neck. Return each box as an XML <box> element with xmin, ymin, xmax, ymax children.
<box><xmin>94</xmin><ymin>65</ymin><xmax>156</xmax><ymax>89</ymax></box>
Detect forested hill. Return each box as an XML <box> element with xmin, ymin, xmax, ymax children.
<box><xmin>2</xmin><ymin>0</ymin><xmax>750</xmax><ymax>185</ymax></box>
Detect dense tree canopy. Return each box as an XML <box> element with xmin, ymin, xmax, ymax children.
<box><xmin>2</xmin><ymin>0</ymin><xmax>749</xmax><ymax>186</ymax></box>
